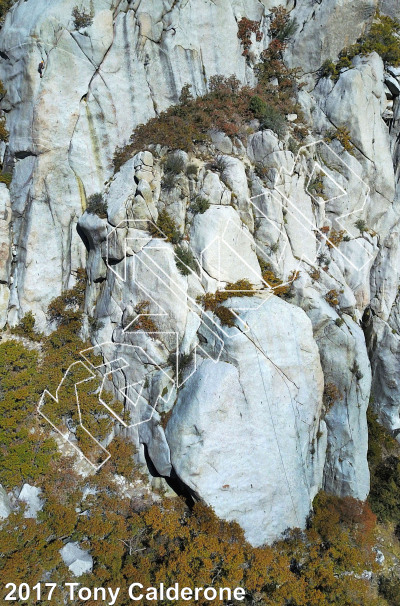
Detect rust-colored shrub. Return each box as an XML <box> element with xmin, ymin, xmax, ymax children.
<box><xmin>323</xmin><ymin>382</ymin><xmax>343</xmax><ymax>410</ymax></box>
<box><xmin>325</xmin><ymin>289</ymin><xmax>340</xmax><ymax>307</ymax></box>
<box><xmin>126</xmin><ymin>301</ymin><xmax>158</xmax><ymax>333</ymax></box>
<box><xmin>198</xmin><ymin>280</ymin><xmax>254</xmax><ymax>326</ymax></box>
<box><xmin>237</xmin><ymin>17</ymin><xmax>263</xmax><ymax>56</ymax></box>
<box><xmin>327</xmin><ymin>229</ymin><xmax>346</xmax><ymax>249</ymax></box>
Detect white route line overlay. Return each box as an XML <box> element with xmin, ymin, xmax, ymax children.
<box><xmin>38</xmin><ymin>338</ymin><xmax>177</xmax><ymax>471</ymax></box>
<box><xmin>39</xmin><ymin>133</ymin><xmax>371</xmax><ymax>473</ymax></box>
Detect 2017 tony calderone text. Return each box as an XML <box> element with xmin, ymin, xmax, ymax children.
<box><xmin>4</xmin><ymin>582</ymin><xmax>246</xmax><ymax>604</ymax></box>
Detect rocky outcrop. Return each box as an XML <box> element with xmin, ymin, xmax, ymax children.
<box><xmin>60</xmin><ymin>542</ymin><xmax>93</xmax><ymax>577</ymax></box>
<box><xmin>1</xmin><ymin>0</ymin><xmax>400</xmax><ymax>546</ymax></box>
<box><xmin>166</xmin><ymin>297</ymin><xmax>325</xmax><ymax>546</ymax></box>
<box><xmin>18</xmin><ymin>483</ymin><xmax>43</xmax><ymax>518</ymax></box>
<box><xmin>286</xmin><ymin>0</ymin><xmax>375</xmax><ymax>73</ymax></box>
<box><xmin>0</xmin><ymin>184</ymin><xmax>11</xmax><ymax>327</ymax></box>
<box><xmin>0</xmin><ymin>485</ymin><xmax>11</xmax><ymax>519</ymax></box>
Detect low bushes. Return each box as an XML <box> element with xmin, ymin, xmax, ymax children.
<box><xmin>250</xmin><ymin>96</ymin><xmax>287</xmax><ymax>137</ymax></box>
<box><xmin>379</xmin><ymin>574</ymin><xmax>400</xmax><ymax>606</ymax></box>
<box><xmin>361</xmin><ymin>12</ymin><xmax>400</xmax><ymax>65</ymax></box>
<box><xmin>368</xmin><ymin>409</ymin><xmax>400</xmax><ymax>524</ymax></box>
<box><xmin>114</xmin><ymin>76</ymin><xmax>290</xmax><ymax>164</ymax></box>
<box><xmin>125</xmin><ymin>300</ymin><xmax>158</xmax><ymax>333</ymax></box>
<box><xmin>0</xmin><ymin>172</ymin><xmax>12</xmax><ymax>187</ymax></box>
<box><xmin>113</xmin><ymin>14</ymin><xmax>303</xmax><ymax>170</ymax></box>
<box><xmin>72</xmin><ymin>5</ymin><xmax>93</xmax><ymax>29</ymax></box>
<box><xmin>197</xmin><ymin>279</ymin><xmax>254</xmax><ymax>327</ymax></box>
<box><xmin>327</xmin><ymin>228</ymin><xmax>346</xmax><ymax>248</ymax></box>
<box><xmin>163</xmin><ymin>153</ymin><xmax>186</xmax><ymax>175</ymax></box>
<box><xmin>259</xmin><ymin>259</ymin><xmax>299</xmax><ymax>298</ymax></box>
<box><xmin>269</xmin><ymin>6</ymin><xmax>297</xmax><ymax>43</ymax></box>
<box><xmin>174</xmin><ymin>245</ymin><xmax>197</xmax><ymax>276</ymax></box>
<box><xmin>11</xmin><ymin>311</ymin><xmax>43</xmax><ymax>342</ymax></box>
<box><xmin>237</xmin><ymin>17</ymin><xmax>263</xmax><ymax>56</ymax></box>
<box><xmin>161</xmin><ymin>152</ymin><xmax>186</xmax><ymax>189</ymax></box>
<box><xmin>47</xmin><ymin>267</ymin><xmax>86</xmax><ymax>329</ymax></box>
<box><xmin>0</xmin><ymin>0</ymin><xmax>16</xmax><ymax>23</ymax></box>
<box><xmin>190</xmin><ymin>196</ymin><xmax>210</xmax><ymax>214</ymax></box>
<box><xmin>151</xmin><ymin>209</ymin><xmax>181</xmax><ymax>244</ymax></box>
<box><xmin>325</xmin><ymin>288</ymin><xmax>340</xmax><ymax>307</ymax></box>
<box><xmin>86</xmin><ymin>192</ymin><xmax>107</xmax><ymax>218</ymax></box>
<box><xmin>325</xmin><ymin>126</ymin><xmax>355</xmax><ymax>155</ymax></box>
<box><xmin>0</xmin><ymin>115</ymin><xmax>8</xmax><ymax>142</ymax></box>
<box><xmin>355</xmin><ymin>218</ymin><xmax>368</xmax><ymax>233</ymax></box>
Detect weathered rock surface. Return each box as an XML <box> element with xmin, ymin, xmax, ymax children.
<box><xmin>286</xmin><ymin>0</ymin><xmax>376</xmax><ymax>73</ymax></box>
<box><xmin>60</xmin><ymin>542</ymin><xmax>93</xmax><ymax>577</ymax></box>
<box><xmin>18</xmin><ymin>483</ymin><xmax>43</xmax><ymax>518</ymax></box>
<box><xmin>0</xmin><ymin>184</ymin><xmax>11</xmax><ymax>327</ymax></box>
<box><xmin>1</xmin><ymin>0</ymin><xmax>400</xmax><ymax>546</ymax></box>
<box><xmin>0</xmin><ymin>485</ymin><xmax>11</xmax><ymax>519</ymax></box>
<box><xmin>166</xmin><ymin>296</ymin><xmax>325</xmax><ymax>546</ymax></box>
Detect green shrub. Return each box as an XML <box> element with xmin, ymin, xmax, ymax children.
<box><xmin>320</xmin><ymin>59</ymin><xmax>339</xmax><ymax>80</ymax></box>
<box><xmin>210</xmin><ymin>155</ymin><xmax>227</xmax><ymax>173</ymax></box>
<box><xmin>360</xmin><ymin>13</ymin><xmax>400</xmax><ymax>66</ymax></box>
<box><xmin>250</xmin><ymin>95</ymin><xmax>287</xmax><ymax>137</ymax></box>
<box><xmin>322</xmin><ymin>13</ymin><xmax>400</xmax><ymax>82</ymax></box>
<box><xmin>379</xmin><ymin>574</ymin><xmax>400</xmax><ymax>605</ymax></box>
<box><xmin>0</xmin><ymin>341</ymin><xmax>58</xmax><ymax>488</ymax></box>
<box><xmin>175</xmin><ymin>245</ymin><xmax>197</xmax><ymax>276</ymax></box>
<box><xmin>249</xmin><ymin>95</ymin><xmax>268</xmax><ymax>118</ymax></box>
<box><xmin>260</xmin><ymin>104</ymin><xmax>286</xmax><ymax>137</ymax></box>
<box><xmin>186</xmin><ymin>163</ymin><xmax>199</xmax><ymax>178</ymax></box>
<box><xmin>151</xmin><ymin>209</ymin><xmax>181</xmax><ymax>244</ymax></box>
<box><xmin>0</xmin><ymin>172</ymin><xmax>12</xmax><ymax>187</ymax></box>
<box><xmin>0</xmin><ymin>115</ymin><xmax>8</xmax><ymax>142</ymax></box>
<box><xmin>72</xmin><ymin>6</ymin><xmax>93</xmax><ymax>29</ymax></box>
<box><xmin>320</xmin><ymin>55</ymin><xmax>355</xmax><ymax>81</ymax></box>
<box><xmin>367</xmin><ymin>408</ymin><xmax>399</xmax><ymax>469</ymax></box>
<box><xmin>161</xmin><ymin>172</ymin><xmax>177</xmax><ymax>190</ymax></box>
<box><xmin>355</xmin><ymin>218</ymin><xmax>368</xmax><ymax>233</ymax></box>
<box><xmin>0</xmin><ymin>0</ymin><xmax>16</xmax><ymax>22</ymax></box>
<box><xmin>164</xmin><ymin>153</ymin><xmax>186</xmax><ymax>175</ymax></box>
<box><xmin>11</xmin><ymin>311</ymin><xmax>43</xmax><ymax>342</ymax></box>
<box><xmin>336</xmin><ymin>54</ymin><xmax>353</xmax><ymax>71</ymax></box>
<box><xmin>190</xmin><ymin>196</ymin><xmax>210</xmax><ymax>214</ymax></box>
<box><xmin>86</xmin><ymin>192</ymin><xmax>107</xmax><ymax>218</ymax></box>
<box><xmin>370</xmin><ymin>455</ymin><xmax>400</xmax><ymax>523</ymax></box>
<box><xmin>368</xmin><ymin>409</ymin><xmax>400</xmax><ymax>525</ymax></box>
<box><xmin>47</xmin><ymin>267</ymin><xmax>86</xmax><ymax>328</ymax></box>
<box><xmin>269</xmin><ymin>6</ymin><xmax>297</xmax><ymax>42</ymax></box>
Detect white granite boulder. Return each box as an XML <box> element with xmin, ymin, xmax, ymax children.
<box><xmin>60</xmin><ymin>542</ymin><xmax>93</xmax><ymax>577</ymax></box>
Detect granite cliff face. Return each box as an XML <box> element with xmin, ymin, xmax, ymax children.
<box><xmin>0</xmin><ymin>0</ymin><xmax>400</xmax><ymax>546</ymax></box>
